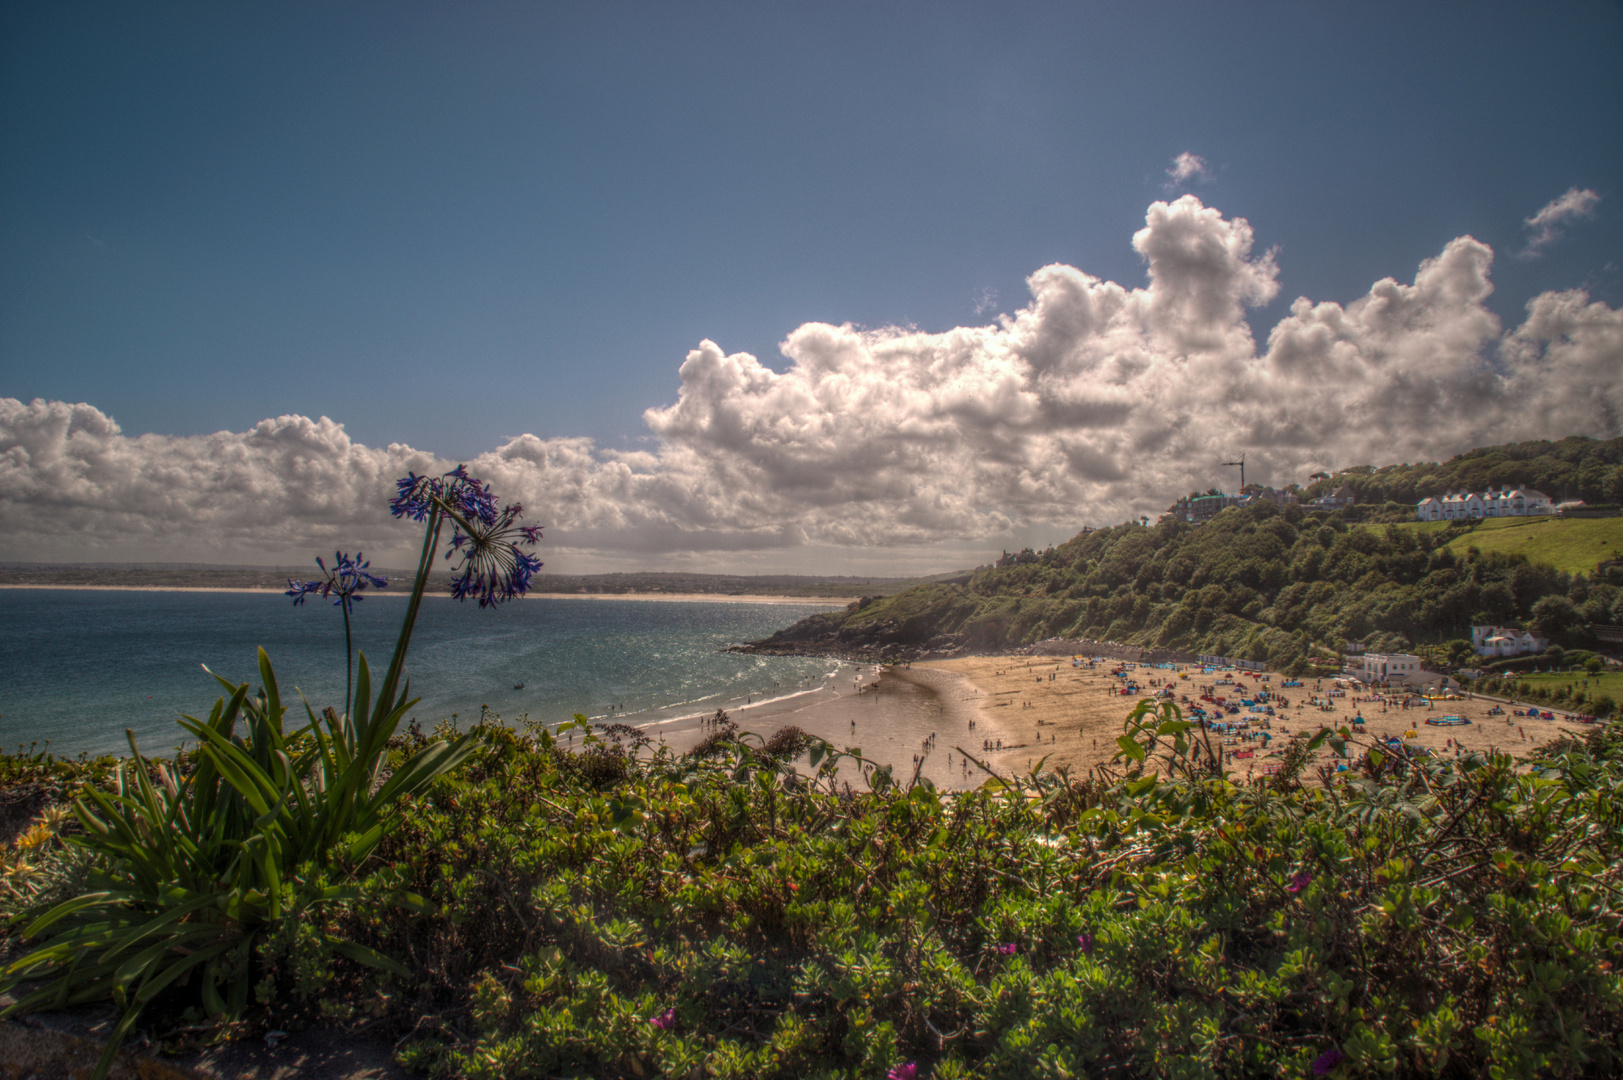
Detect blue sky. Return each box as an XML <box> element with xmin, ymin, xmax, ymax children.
<box><xmin>2</xmin><ymin>2</ymin><xmax>1620</xmax><ymax>572</ymax></box>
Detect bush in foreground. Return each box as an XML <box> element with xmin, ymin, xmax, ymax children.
<box><xmin>263</xmin><ymin>710</ymin><xmax>1623</xmax><ymax>1079</ymax></box>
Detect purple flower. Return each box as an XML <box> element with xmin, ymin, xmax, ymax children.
<box><xmin>390</xmin><ymin>468</ymin><xmax>544</xmax><ymax>608</ymax></box>
<box><xmin>1077</xmin><ymin>932</ymin><xmax>1094</xmax><ymax>955</ymax></box>
<box><xmin>1310</xmin><ymin>1047</ymin><xmax>1346</xmax><ymax>1075</ymax></box>
<box><xmin>995</xmin><ymin>942</ymin><xmax>1017</xmax><ymax>955</ymax></box>
<box><xmin>286</xmin><ymin>551</ymin><xmax>386</xmax><ymax>614</ymax></box>
<box><xmin>390</xmin><ymin>465</ymin><xmax>497</xmax><ymax>526</ymax></box>
<box><xmin>1288</xmin><ymin>871</ymin><xmax>1313</xmax><ymax>894</ymax></box>
<box><xmin>649</xmin><ymin>1007</ymin><xmax>675</xmax><ymax>1030</ymax></box>
<box><xmin>887</xmin><ymin>1064</ymin><xmax>918</xmax><ymax>1080</ymax></box>
<box><xmin>444</xmin><ymin>503</ymin><xmax>543</xmax><ymax>608</ymax></box>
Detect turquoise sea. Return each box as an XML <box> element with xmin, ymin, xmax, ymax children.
<box><xmin>0</xmin><ymin>589</ymin><xmax>843</xmax><ymax>759</ymax></box>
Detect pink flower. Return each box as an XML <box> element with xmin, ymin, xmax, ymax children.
<box><xmin>1310</xmin><ymin>1047</ymin><xmax>1346</xmax><ymax>1075</ymax></box>
<box><xmin>887</xmin><ymin>1064</ymin><xmax>918</xmax><ymax>1080</ymax></box>
<box><xmin>1288</xmin><ymin>871</ymin><xmax>1313</xmax><ymax>893</ymax></box>
<box><xmin>1077</xmin><ymin>932</ymin><xmax>1094</xmax><ymax>955</ymax></box>
<box><xmin>995</xmin><ymin>942</ymin><xmax>1017</xmax><ymax>955</ymax></box>
<box><xmin>649</xmin><ymin>1007</ymin><xmax>675</xmax><ymax>1030</ymax></box>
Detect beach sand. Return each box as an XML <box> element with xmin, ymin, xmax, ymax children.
<box><xmin>624</xmin><ymin>663</ymin><xmax>1022</xmax><ymax>791</ymax></box>
<box><xmin>916</xmin><ymin>654</ymin><xmax>1579</xmax><ymax>780</ymax></box>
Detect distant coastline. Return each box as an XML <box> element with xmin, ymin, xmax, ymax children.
<box><xmin>0</xmin><ymin>563</ymin><xmax>952</xmax><ymax>601</ymax></box>
<box><xmin>0</xmin><ymin>583</ymin><xmax>849</xmax><ymax>605</ymax></box>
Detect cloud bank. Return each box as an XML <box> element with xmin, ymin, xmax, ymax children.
<box><xmin>4</xmin><ymin>195</ymin><xmax>1621</xmax><ymax>572</ymax></box>
<box><xmin>1521</xmin><ymin>187</ymin><xmax>1601</xmax><ymax>258</ymax></box>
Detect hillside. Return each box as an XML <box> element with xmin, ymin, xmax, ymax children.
<box><xmin>1302</xmin><ymin>434</ymin><xmax>1623</xmax><ymax>508</ymax></box>
<box><xmin>1409</xmin><ymin>515</ymin><xmax>1623</xmax><ymax>577</ymax></box>
<box><xmin>748</xmin><ymin>500</ymin><xmax>1622</xmax><ymax>669</ymax></box>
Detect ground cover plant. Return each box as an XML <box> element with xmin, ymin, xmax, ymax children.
<box><xmin>4</xmin><ymin>687</ymin><xmax>1621</xmax><ymax>1075</ymax></box>
<box><xmin>218</xmin><ymin>702</ymin><xmax>1614</xmax><ymax>1079</ymax></box>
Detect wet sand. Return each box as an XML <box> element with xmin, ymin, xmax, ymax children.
<box><xmin>630</xmin><ymin>663</ymin><xmax>1022</xmax><ymax>791</ymax></box>
<box><xmin>918</xmin><ymin>654</ymin><xmax>1577</xmax><ymax>779</ymax></box>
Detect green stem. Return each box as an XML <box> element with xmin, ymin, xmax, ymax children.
<box><xmin>342</xmin><ymin>601</ymin><xmax>353</xmax><ymax>721</ymax></box>
<box><xmin>375</xmin><ymin>505</ymin><xmax>442</xmax><ymax>732</ymax></box>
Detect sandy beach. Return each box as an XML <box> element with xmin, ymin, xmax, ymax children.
<box><xmin>623</xmin><ymin>652</ymin><xmax>1582</xmax><ymax>791</ymax></box>
<box><xmin>918</xmin><ymin>654</ymin><xmax>1579</xmax><ymax>779</ymax></box>
<box><xmin>625</xmin><ymin>663</ymin><xmax>1022</xmax><ymax>791</ymax></box>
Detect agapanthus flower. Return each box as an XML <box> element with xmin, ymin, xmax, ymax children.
<box><xmin>1310</xmin><ymin>1047</ymin><xmax>1346</xmax><ymax>1075</ymax></box>
<box><xmin>649</xmin><ymin>1007</ymin><xmax>676</xmax><ymax>1030</ymax></box>
<box><xmin>443</xmin><ymin>501</ymin><xmax>543</xmax><ymax>608</ymax></box>
<box><xmin>1288</xmin><ymin>871</ymin><xmax>1313</xmax><ymax>893</ymax></box>
<box><xmin>390</xmin><ymin>465</ymin><xmax>498</xmax><ymax>526</ymax></box>
<box><xmin>887</xmin><ymin>1063</ymin><xmax>918</xmax><ymax>1080</ymax></box>
<box><xmin>390</xmin><ymin>467</ymin><xmax>543</xmax><ymax>608</ymax></box>
<box><xmin>286</xmin><ymin>552</ymin><xmax>387</xmax><ymax>614</ymax></box>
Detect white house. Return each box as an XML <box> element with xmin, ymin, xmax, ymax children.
<box><xmin>1356</xmin><ymin>653</ymin><xmax>1424</xmax><ymax>684</ymax></box>
<box><xmin>1471</xmin><ymin>625</ymin><xmax>1548</xmax><ymax>657</ymax></box>
<box><xmin>1416</xmin><ymin>487</ymin><xmax>1551</xmax><ymax>521</ymax></box>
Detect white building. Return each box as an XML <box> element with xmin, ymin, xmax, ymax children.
<box><xmin>1471</xmin><ymin>625</ymin><xmax>1548</xmax><ymax>657</ymax></box>
<box><xmin>1416</xmin><ymin>488</ymin><xmax>1551</xmax><ymax>521</ymax></box>
<box><xmin>1355</xmin><ymin>653</ymin><xmax>1424</xmax><ymax>684</ymax></box>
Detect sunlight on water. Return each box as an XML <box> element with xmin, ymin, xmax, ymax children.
<box><xmin>0</xmin><ymin>591</ymin><xmax>840</xmax><ymax>758</ymax></box>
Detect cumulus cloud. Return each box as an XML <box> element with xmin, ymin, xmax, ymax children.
<box><xmin>1164</xmin><ymin>152</ymin><xmax>1210</xmax><ymax>190</ymax></box>
<box><xmin>1521</xmin><ymin>187</ymin><xmax>1601</xmax><ymax>258</ymax></box>
<box><xmin>4</xmin><ymin>195</ymin><xmax>1621</xmax><ymax>572</ymax></box>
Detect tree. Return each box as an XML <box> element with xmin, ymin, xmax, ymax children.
<box><xmin>1531</xmin><ymin>594</ymin><xmax>1583</xmax><ymax>645</ymax></box>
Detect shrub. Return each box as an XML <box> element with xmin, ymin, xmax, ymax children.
<box><xmin>0</xmin><ymin>466</ymin><xmax>541</xmax><ymax>1079</ymax></box>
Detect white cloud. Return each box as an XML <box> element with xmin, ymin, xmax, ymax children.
<box><xmin>1164</xmin><ymin>151</ymin><xmax>1210</xmax><ymax>190</ymax></box>
<box><xmin>1520</xmin><ymin>187</ymin><xmax>1601</xmax><ymax>258</ymax></box>
<box><xmin>4</xmin><ymin>195</ymin><xmax>1621</xmax><ymax>573</ymax></box>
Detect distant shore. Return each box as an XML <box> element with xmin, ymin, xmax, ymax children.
<box><xmin>0</xmin><ymin>583</ymin><xmax>850</xmax><ymax>605</ymax></box>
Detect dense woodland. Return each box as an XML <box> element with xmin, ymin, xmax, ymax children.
<box><xmin>773</xmin><ymin>500</ymin><xmax>1620</xmax><ymax>675</ymax></box>
<box><xmin>1300</xmin><ymin>435</ymin><xmax>1623</xmax><ymax>509</ymax></box>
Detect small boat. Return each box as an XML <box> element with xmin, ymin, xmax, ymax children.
<box><xmin>513</xmin><ymin>682</ymin><xmax>525</xmax><ymax>690</ymax></box>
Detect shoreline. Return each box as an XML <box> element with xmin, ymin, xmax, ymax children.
<box><xmin>627</xmin><ymin>662</ymin><xmax>1020</xmax><ymax>792</ymax></box>
<box><xmin>0</xmin><ymin>583</ymin><xmax>851</xmax><ymax>605</ymax></box>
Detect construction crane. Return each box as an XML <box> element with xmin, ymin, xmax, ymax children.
<box><xmin>1221</xmin><ymin>453</ymin><xmax>1246</xmax><ymax>492</ymax></box>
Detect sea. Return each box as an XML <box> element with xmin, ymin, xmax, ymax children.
<box><xmin>0</xmin><ymin>589</ymin><xmax>844</xmax><ymax>759</ymax></box>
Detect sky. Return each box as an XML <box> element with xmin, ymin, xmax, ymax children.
<box><xmin>2</xmin><ymin>0</ymin><xmax>1621</xmax><ymax>575</ymax></box>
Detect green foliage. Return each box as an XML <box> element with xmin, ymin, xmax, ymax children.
<box><xmin>796</xmin><ymin>500</ymin><xmax>1604</xmax><ymax>660</ymax></box>
<box><xmin>1302</xmin><ymin>436</ymin><xmax>1623</xmax><ymax>509</ymax></box>
<box><xmin>1417</xmin><ymin>516</ymin><xmax>1623</xmax><ymax>578</ymax></box>
<box><xmin>325</xmin><ymin>710</ymin><xmax>1623</xmax><ymax>1079</ymax></box>
<box><xmin>0</xmin><ymin>649</ymin><xmax>479</xmax><ymax>1078</ymax></box>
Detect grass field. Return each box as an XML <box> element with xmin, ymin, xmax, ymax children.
<box><xmin>1512</xmin><ymin>670</ymin><xmax>1623</xmax><ymax>697</ymax></box>
<box><xmin>1393</xmin><ymin>515</ymin><xmax>1623</xmax><ymax>576</ymax></box>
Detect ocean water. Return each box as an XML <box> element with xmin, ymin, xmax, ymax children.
<box><xmin>0</xmin><ymin>589</ymin><xmax>843</xmax><ymax>759</ymax></box>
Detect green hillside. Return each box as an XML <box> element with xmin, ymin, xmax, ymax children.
<box><xmin>754</xmin><ymin>501</ymin><xmax>1622</xmax><ymax>672</ymax></box>
<box><xmin>1401</xmin><ymin>515</ymin><xmax>1623</xmax><ymax>577</ymax></box>
<box><xmin>1302</xmin><ymin>434</ymin><xmax>1623</xmax><ymax>507</ymax></box>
